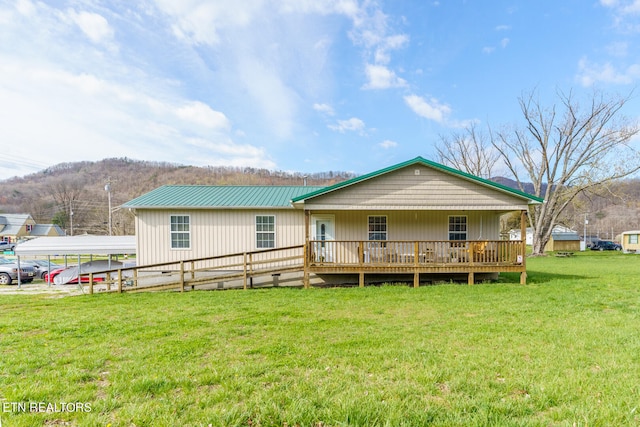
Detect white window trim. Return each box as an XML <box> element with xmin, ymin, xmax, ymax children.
<box><xmin>170</xmin><ymin>214</ymin><xmax>191</xmax><ymax>250</ymax></box>
<box><xmin>256</xmin><ymin>215</ymin><xmax>276</xmax><ymax>249</ymax></box>
<box><xmin>367</xmin><ymin>215</ymin><xmax>388</xmax><ymax>241</ymax></box>
<box><xmin>448</xmin><ymin>215</ymin><xmax>468</xmax><ymax>241</ymax></box>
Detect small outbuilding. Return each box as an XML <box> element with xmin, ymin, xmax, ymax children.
<box><xmin>544</xmin><ymin>231</ymin><xmax>581</xmax><ymax>252</ymax></box>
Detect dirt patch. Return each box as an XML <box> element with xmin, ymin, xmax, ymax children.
<box><xmin>0</xmin><ymin>282</ymin><xmax>84</xmax><ymax>296</ymax></box>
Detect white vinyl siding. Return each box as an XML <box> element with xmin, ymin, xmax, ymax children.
<box><xmin>256</xmin><ymin>215</ymin><xmax>276</xmax><ymax>249</ymax></box>
<box><xmin>304</xmin><ymin>165</ymin><xmax>530</xmax><ymax>211</ymax></box>
<box><xmin>170</xmin><ymin>215</ymin><xmax>190</xmax><ymax>249</ymax></box>
<box><xmin>135</xmin><ymin>210</ymin><xmax>304</xmax><ymax>265</ymax></box>
<box><xmin>310</xmin><ymin>210</ymin><xmax>500</xmax><ymax>242</ymax></box>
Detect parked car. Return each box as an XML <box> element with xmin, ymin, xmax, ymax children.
<box><xmin>590</xmin><ymin>240</ymin><xmax>622</xmax><ymax>251</ymax></box>
<box><xmin>20</xmin><ymin>260</ymin><xmax>63</xmax><ymax>279</ymax></box>
<box><xmin>0</xmin><ymin>258</ymin><xmax>35</xmax><ymax>285</ymax></box>
<box><xmin>44</xmin><ymin>267</ymin><xmax>105</xmax><ymax>284</ymax></box>
<box><xmin>45</xmin><ymin>260</ymin><xmax>128</xmax><ymax>285</ymax></box>
<box><xmin>0</xmin><ymin>241</ymin><xmax>16</xmax><ymax>252</ymax></box>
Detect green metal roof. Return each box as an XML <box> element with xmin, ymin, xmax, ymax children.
<box><xmin>292</xmin><ymin>156</ymin><xmax>544</xmax><ymax>204</ymax></box>
<box><xmin>122</xmin><ymin>157</ymin><xmax>544</xmax><ymax>210</ymax></box>
<box><xmin>122</xmin><ymin>185</ymin><xmax>326</xmax><ymax>209</ymax></box>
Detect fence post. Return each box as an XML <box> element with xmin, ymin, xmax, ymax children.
<box><xmin>89</xmin><ymin>273</ymin><xmax>94</xmax><ymax>294</ymax></box>
<box><xmin>180</xmin><ymin>261</ymin><xmax>185</xmax><ymax>292</ymax></box>
<box><xmin>117</xmin><ymin>269</ymin><xmax>123</xmax><ymax>293</ymax></box>
<box><xmin>243</xmin><ymin>253</ymin><xmax>248</xmax><ymax>290</ymax></box>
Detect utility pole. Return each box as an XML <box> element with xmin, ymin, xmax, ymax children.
<box><xmin>105</xmin><ymin>177</ymin><xmax>112</xmax><ymax>236</ymax></box>
<box><xmin>70</xmin><ymin>202</ymin><xmax>74</xmax><ymax>236</ymax></box>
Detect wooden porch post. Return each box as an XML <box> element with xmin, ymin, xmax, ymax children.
<box><xmin>468</xmin><ymin>271</ymin><xmax>474</xmax><ymax>285</ymax></box>
<box><xmin>303</xmin><ymin>210</ymin><xmax>310</xmax><ymax>289</ymax></box>
<box><xmin>413</xmin><ymin>241</ymin><xmax>419</xmax><ymax>288</ymax></box>
<box><xmin>520</xmin><ymin>209</ymin><xmax>527</xmax><ymax>285</ymax></box>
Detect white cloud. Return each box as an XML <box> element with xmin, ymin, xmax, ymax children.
<box><xmin>176</xmin><ymin>101</ymin><xmax>231</xmax><ymax>130</ymax></box>
<box><xmin>374</xmin><ymin>34</ymin><xmax>409</xmax><ymax>64</ymax></box>
<box><xmin>0</xmin><ymin>55</ymin><xmax>272</xmax><ymax>178</ymax></box>
<box><xmin>313</xmin><ymin>103</ymin><xmax>335</xmax><ymax>116</ymax></box>
<box><xmin>363</xmin><ymin>64</ymin><xmax>407</xmax><ymax>89</ymax></box>
<box><xmin>403</xmin><ymin>94</ymin><xmax>451</xmax><ymax>123</ymax></box>
<box><xmin>482</xmin><ymin>46</ymin><xmax>495</xmax><ymax>54</ymax></box>
<box><xmin>501</xmin><ymin>37</ymin><xmax>510</xmax><ymax>48</ymax></box>
<box><xmin>601</xmin><ymin>0</ymin><xmax>640</xmax><ymax>14</ymax></box>
<box><xmin>379</xmin><ymin>139</ymin><xmax>398</xmax><ymax>149</ymax></box>
<box><xmin>328</xmin><ymin>117</ymin><xmax>366</xmax><ymax>134</ymax></box>
<box><xmin>66</xmin><ymin>10</ymin><xmax>114</xmax><ymax>45</ymax></box>
<box><xmin>495</xmin><ymin>24</ymin><xmax>511</xmax><ymax>31</ymax></box>
<box><xmin>576</xmin><ymin>56</ymin><xmax>640</xmax><ymax>85</ymax></box>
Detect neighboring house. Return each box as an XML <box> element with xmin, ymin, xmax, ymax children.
<box><xmin>620</xmin><ymin>230</ymin><xmax>640</xmax><ymax>253</ymax></box>
<box><xmin>544</xmin><ymin>231</ymin><xmax>581</xmax><ymax>252</ymax></box>
<box><xmin>123</xmin><ymin>157</ymin><xmax>543</xmax><ymax>286</ymax></box>
<box><xmin>0</xmin><ymin>214</ymin><xmax>65</xmax><ymax>244</ymax></box>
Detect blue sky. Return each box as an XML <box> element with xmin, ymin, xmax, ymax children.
<box><xmin>1</xmin><ymin>0</ymin><xmax>640</xmax><ymax>180</ymax></box>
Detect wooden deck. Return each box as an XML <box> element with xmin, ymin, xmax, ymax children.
<box><xmin>304</xmin><ymin>240</ymin><xmax>527</xmax><ymax>286</ymax></box>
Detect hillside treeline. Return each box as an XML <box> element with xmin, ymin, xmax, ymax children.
<box><xmin>0</xmin><ymin>158</ymin><xmax>355</xmax><ymax>236</ymax></box>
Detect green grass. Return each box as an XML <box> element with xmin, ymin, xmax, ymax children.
<box><xmin>2</xmin><ymin>251</ymin><xmax>640</xmax><ymax>426</ymax></box>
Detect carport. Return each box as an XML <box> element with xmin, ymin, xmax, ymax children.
<box><xmin>14</xmin><ymin>235</ymin><xmax>136</xmax><ymax>288</ymax></box>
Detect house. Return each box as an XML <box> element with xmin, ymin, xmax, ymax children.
<box><xmin>0</xmin><ymin>214</ymin><xmax>65</xmax><ymax>245</ymax></box>
<box><xmin>620</xmin><ymin>230</ymin><xmax>640</xmax><ymax>253</ymax></box>
<box><xmin>544</xmin><ymin>231</ymin><xmax>581</xmax><ymax>252</ymax></box>
<box><xmin>122</xmin><ymin>157</ymin><xmax>543</xmax><ymax>286</ymax></box>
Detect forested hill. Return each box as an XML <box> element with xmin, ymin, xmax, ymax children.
<box><xmin>0</xmin><ymin>158</ymin><xmax>355</xmax><ymax>235</ymax></box>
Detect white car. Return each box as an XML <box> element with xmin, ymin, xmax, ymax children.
<box><xmin>0</xmin><ymin>241</ymin><xmax>16</xmax><ymax>252</ymax></box>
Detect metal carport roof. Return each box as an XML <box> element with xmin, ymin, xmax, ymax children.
<box><xmin>14</xmin><ymin>235</ymin><xmax>136</xmax><ymax>256</ymax></box>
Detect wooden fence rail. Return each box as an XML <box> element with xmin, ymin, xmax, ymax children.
<box><xmin>85</xmin><ymin>245</ymin><xmax>305</xmax><ymax>294</ymax></box>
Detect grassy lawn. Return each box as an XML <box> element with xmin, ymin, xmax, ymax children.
<box><xmin>1</xmin><ymin>251</ymin><xmax>640</xmax><ymax>426</ymax></box>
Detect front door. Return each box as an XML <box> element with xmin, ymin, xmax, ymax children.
<box><xmin>313</xmin><ymin>217</ymin><xmax>335</xmax><ymax>262</ymax></box>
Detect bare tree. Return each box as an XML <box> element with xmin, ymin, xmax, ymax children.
<box><xmin>494</xmin><ymin>89</ymin><xmax>640</xmax><ymax>255</ymax></box>
<box><xmin>47</xmin><ymin>176</ymin><xmax>86</xmax><ymax>235</ymax></box>
<box><xmin>436</xmin><ymin>89</ymin><xmax>640</xmax><ymax>255</ymax></box>
<box><xmin>436</xmin><ymin>122</ymin><xmax>500</xmax><ymax>179</ymax></box>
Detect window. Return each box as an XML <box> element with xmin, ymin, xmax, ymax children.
<box><xmin>630</xmin><ymin>234</ymin><xmax>639</xmax><ymax>244</ymax></box>
<box><xmin>368</xmin><ymin>216</ymin><xmax>387</xmax><ymax>240</ymax></box>
<box><xmin>26</xmin><ymin>224</ymin><xmax>33</xmax><ymax>232</ymax></box>
<box><xmin>256</xmin><ymin>215</ymin><xmax>275</xmax><ymax>248</ymax></box>
<box><xmin>170</xmin><ymin>215</ymin><xmax>190</xmax><ymax>249</ymax></box>
<box><xmin>448</xmin><ymin>216</ymin><xmax>467</xmax><ymax>241</ymax></box>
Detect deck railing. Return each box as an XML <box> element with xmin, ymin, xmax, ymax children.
<box><xmin>308</xmin><ymin>240</ymin><xmax>523</xmax><ymax>266</ymax></box>
<box><xmin>77</xmin><ymin>240</ymin><xmax>525</xmax><ymax>293</ymax></box>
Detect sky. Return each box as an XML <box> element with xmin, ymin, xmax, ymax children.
<box><xmin>2</xmin><ymin>0</ymin><xmax>640</xmax><ymax>180</ymax></box>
